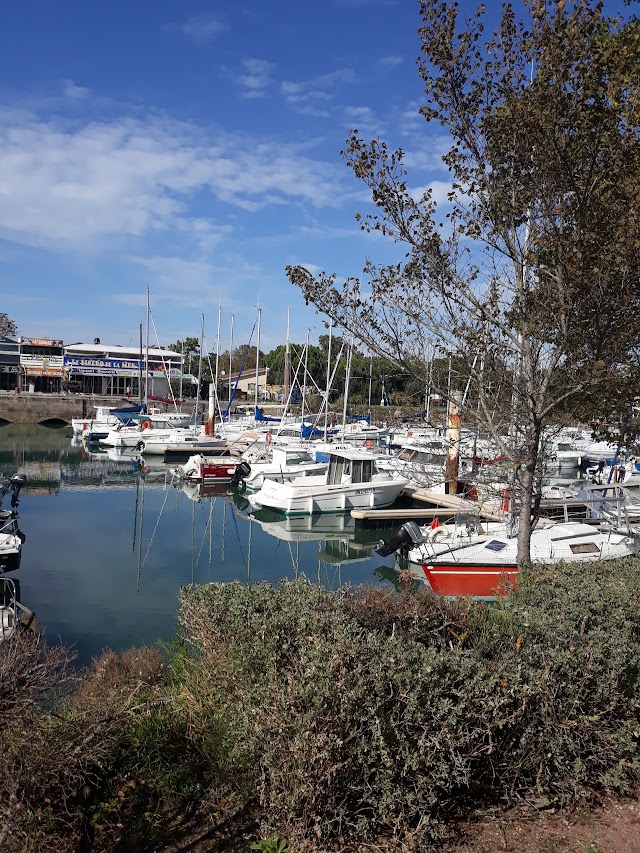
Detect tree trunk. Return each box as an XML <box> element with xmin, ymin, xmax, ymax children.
<box><xmin>517</xmin><ymin>425</ymin><xmax>542</xmax><ymax>565</ymax></box>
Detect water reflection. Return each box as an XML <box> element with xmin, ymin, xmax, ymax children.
<box><xmin>0</xmin><ymin>425</ymin><xmax>396</xmax><ymax>665</ymax></box>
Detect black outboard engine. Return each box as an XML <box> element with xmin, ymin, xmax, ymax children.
<box><xmin>229</xmin><ymin>460</ymin><xmax>251</xmax><ymax>489</ymax></box>
<box><xmin>9</xmin><ymin>473</ymin><xmax>26</xmax><ymax>508</ymax></box>
<box><xmin>376</xmin><ymin>521</ymin><xmax>424</xmax><ymax>558</ymax></box>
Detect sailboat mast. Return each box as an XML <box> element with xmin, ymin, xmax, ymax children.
<box><xmin>229</xmin><ymin>314</ymin><xmax>234</xmax><ymax>408</ymax></box>
<box><xmin>138</xmin><ymin>323</ymin><xmax>143</xmax><ymax>405</ymax></box>
<box><xmin>324</xmin><ymin>320</ymin><xmax>332</xmax><ymax>439</ymax></box>
<box><xmin>284</xmin><ymin>307</ymin><xmax>290</xmax><ymax>410</ymax></box>
<box><xmin>342</xmin><ymin>334</ymin><xmax>354</xmax><ymax>435</ymax></box>
<box><xmin>214</xmin><ymin>300</ymin><xmax>221</xmax><ymax>402</ymax></box>
<box><xmin>179</xmin><ymin>340</ymin><xmax>184</xmax><ymax>407</ymax></box>
<box><xmin>254</xmin><ymin>306</ymin><xmax>261</xmax><ymax>415</ymax></box>
<box><xmin>144</xmin><ymin>285</ymin><xmax>150</xmax><ymax>407</ymax></box>
<box><xmin>196</xmin><ymin>313</ymin><xmax>204</xmax><ymax>423</ymax></box>
<box><xmin>301</xmin><ymin>328</ymin><xmax>310</xmax><ymax>423</ymax></box>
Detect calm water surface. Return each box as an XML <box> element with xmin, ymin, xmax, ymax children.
<box><xmin>0</xmin><ymin>425</ymin><xmax>396</xmax><ymax>665</ymax></box>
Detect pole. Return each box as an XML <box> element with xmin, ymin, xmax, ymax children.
<box><xmin>215</xmin><ymin>300</ymin><xmax>221</xmax><ymax>407</ymax></box>
<box><xmin>229</xmin><ymin>314</ymin><xmax>234</xmax><ymax>409</ymax></box>
<box><xmin>179</xmin><ymin>340</ymin><xmax>184</xmax><ymax>407</ymax></box>
<box><xmin>284</xmin><ymin>307</ymin><xmax>290</xmax><ymax>410</ymax></box>
<box><xmin>196</xmin><ymin>314</ymin><xmax>204</xmax><ymax>424</ymax></box>
<box><xmin>445</xmin><ymin>389</ymin><xmax>461</xmax><ymax>495</ymax></box>
<box><xmin>324</xmin><ymin>320</ymin><xmax>332</xmax><ymax>439</ymax></box>
<box><xmin>210</xmin><ymin>301</ymin><xmax>221</xmax><ymax>435</ymax></box>
<box><xmin>342</xmin><ymin>334</ymin><xmax>354</xmax><ymax>436</ymax></box>
<box><xmin>144</xmin><ymin>286</ymin><xmax>150</xmax><ymax>407</ymax></box>
<box><xmin>254</xmin><ymin>306</ymin><xmax>261</xmax><ymax>416</ymax></box>
<box><xmin>301</xmin><ymin>328</ymin><xmax>310</xmax><ymax>424</ymax></box>
<box><xmin>138</xmin><ymin>323</ymin><xmax>143</xmax><ymax>405</ymax></box>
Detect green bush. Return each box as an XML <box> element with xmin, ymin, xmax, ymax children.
<box><xmin>179</xmin><ymin>560</ymin><xmax>640</xmax><ymax>846</ymax></box>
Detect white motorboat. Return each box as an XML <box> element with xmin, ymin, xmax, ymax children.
<box><xmin>546</xmin><ymin>439</ymin><xmax>585</xmax><ymax>471</ymax></box>
<box><xmin>239</xmin><ymin>445</ymin><xmax>328</xmax><ymax>491</ymax></box>
<box><xmin>379</xmin><ymin>518</ymin><xmax>637</xmax><ymax>598</ymax></box>
<box><xmin>101</xmin><ymin>416</ymin><xmax>206</xmax><ymax>449</ymax></box>
<box><xmin>0</xmin><ymin>577</ymin><xmax>35</xmax><ymax>641</ymax></box>
<box><xmin>72</xmin><ymin>404</ymin><xmax>146</xmax><ymax>439</ymax></box>
<box><xmin>0</xmin><ymin>509</ymin><xmax>24</xmax><ymax>571</ymax></box>
<box><xmin>587</xmin><ymin>458</ymin><xmax>640</xmax><ymax>490</ymax></box>
<box><xmin>247</xmin><ymin>447</ymin><xmax>409</xmax><ymax>515</ymax></box>
<box><xmin>329</xmin><ymin>419</ymin><xmax>387</xmax><ymax>444</ymax></box>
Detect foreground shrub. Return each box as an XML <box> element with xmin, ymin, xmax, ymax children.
<box><xmin>179</xmin><ymin>559</ymin><xmax>640</xmax><ymax>846</ymax></box>
<box><xmin>0</xmin><ymin>642</ymin><xmax>227</xmax><ymax>852</ymax></box>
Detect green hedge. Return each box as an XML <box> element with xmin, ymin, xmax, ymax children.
<box><xmin>179</xmin><ymin>559</ymin><xmax>640</xmax><ymax>846</ymax></box>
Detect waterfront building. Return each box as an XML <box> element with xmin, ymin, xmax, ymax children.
<box><xmin>0</xmin><ymin>336</ymin><xmax>20</xmax><ymax>392</ymax></box>
<box><xmin>63</xmin><ymin>341</ymin><xmax>183</xmax><ymax>399</ymax></box>
<box><xmin>19</xmin><ymin>337</ymin><xmax>65</xmax><ymax>393</ymax></box>
<box><xmin>219</xmin><ymin>367</ymin><xmax>271</xmax><ymax>400</ymax></box>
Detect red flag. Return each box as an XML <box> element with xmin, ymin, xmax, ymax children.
<box><xmin>429</xmin><ymin>517</ymin><xmax>440</xmax><ymax>530</ymax></box>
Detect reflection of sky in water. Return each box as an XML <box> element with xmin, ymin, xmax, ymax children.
<box><xmin>5</xmin><ymin>428</ymin><xmax>389</xmax><ymax>666</ymax></box>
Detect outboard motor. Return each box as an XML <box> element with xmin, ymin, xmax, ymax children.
<box><xmin>376</xmin><ymin>521</ymin><xmax>424</xmax><ymax>558</ymax></box>
<box><xmin>230</xmin><ymin>460</ymin><xmax>252</xmax><ymax>489</ymax></box>
<box><xmin>9</xmin><ymin>473</ymin><xmax>26</xmax><ymax>508</ymax></box>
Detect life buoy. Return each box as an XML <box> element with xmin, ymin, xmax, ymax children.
<box><xmin>141</xmin><ymin>420</ymin><xmax>151</xmax><ymax>431</ymax></box>
<box><xmin>266</xmin><ymin>432</ymin><xmax>272</xmax><ymax>445</ymax></box>
<box><xmin>428</xmin><ymin>527</ymin><xmax>447</xmax><ymax>542</ymax></box>
<box><xmin>364</xmin><ymin>439</ymin><xmax>373</xmax><ymax>448</ymax></box>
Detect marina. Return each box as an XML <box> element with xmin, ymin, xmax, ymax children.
<box><xmin>1</xmin><ymin>418</ymin><xmax>638</xmax><ymax>667</ymax></box>
<box><xmin>0</xmin><ymin>425</ymin><xmax>389</xmax><ymax>664</ymax></box>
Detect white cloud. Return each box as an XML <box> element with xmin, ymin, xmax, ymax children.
<box><xmin>0</xmin><ymin>110</ymin><xmax>351</xmax><ymax>252</ymax></box>
<box><xmin>281</xmin><ymin>68</ymin><xmax>354</xmax><ymax>115</ymax></box>
<box><xmin>63</xmin><ymin>80</ymin><xmax>90</xmax><ymax>99</ymax></box>
<box><xmin>238</xmin><ymin>58</ymin><xmax>274</xmax><ymax>99</ymax></box>
<box><xmin>177</xmin><ymin>14</ymin><xmax>225</xmax><ymax>44</ymax></box>
<box><xmin>409</xmin><ymin>180</ymin><xmax>454</xmax><ymax>205</ymax></box>
<box><xmin>380</xmin><ymin>56</ymin><xmax>404</xmax><ymax>67</ymax></box>
<box><xmin>403</xmin><ymin>135</ymin><xmax>452</xmax><ymax>173</ymax></box>
<box><xmin>343</xmin><ymin>105</ymin><xmax>384</xmax><ymax>136</ymax></box>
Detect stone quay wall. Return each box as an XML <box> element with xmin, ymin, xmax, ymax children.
<box><xmin>0</xmin><ymin>393</ymin><xmax>128</xmax><ymax>425</ymax></box>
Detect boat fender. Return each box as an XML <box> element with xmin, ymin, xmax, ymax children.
<box><xmin>266</xmin><ymin>432</ymin><xmax>272</xmax><ymax>444</ymax></box>
<box><xmin>376</xmin><ymin>521</ymin><xmax>423</xmax><ymax>558</ymax></box>
<box><xmin>141</xmin><ymin>420</ymin><xmax>152</xmax><ymax>431</ymax></box>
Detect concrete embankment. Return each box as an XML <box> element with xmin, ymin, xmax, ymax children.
<box><xmin>0</xmin><ymin>394</ymin><xmax>126</xmax><ymax>426</ymax></box>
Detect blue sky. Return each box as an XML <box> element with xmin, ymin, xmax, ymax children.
<box><xmin>0</xmin><ymin>0</ymin><xmax>461</xmax><ymax>352</ymax></box>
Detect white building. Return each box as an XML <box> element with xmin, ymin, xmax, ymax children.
<box><xmin>64</xmin><ymin>341</ymin><xmax>183</xmax><ymax>399</ymax></box>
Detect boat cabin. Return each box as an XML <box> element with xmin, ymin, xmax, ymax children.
<box><xmin>327</xmin><ymin>450</ymin><xmax>378</xmax><ymax>485</ymax></box>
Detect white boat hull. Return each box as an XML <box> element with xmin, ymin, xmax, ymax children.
<box><xmin>249</xmin><ymin>475</ymin><xmax>407</xmax><ymax>515</ymax></box>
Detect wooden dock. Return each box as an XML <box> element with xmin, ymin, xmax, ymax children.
<box><xmin>351</xmin><ymin>487</ymin><xmax>504</xmax><ymax>530</ymax></box>
<box><xmin>350</xmin><ymin>486</ymin><xmax>597</xmax><ymax>531</ymax></box>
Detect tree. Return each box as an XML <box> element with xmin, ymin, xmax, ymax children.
<box><xmin>287</xmin><ymin>0</ymin><xmax>640</xmax><ymax>563</ymax></box>
<box><xmin>0</xmin><ymin>313</ymin><xmax>17</xmax><ymax>339</ymax></box>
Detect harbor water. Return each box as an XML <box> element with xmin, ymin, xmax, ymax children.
<box><xmin>0</xmin><ymin>425</ymin><xmax>394</xmax><ymax>665</ymax></box>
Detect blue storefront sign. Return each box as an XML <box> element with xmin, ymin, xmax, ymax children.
<box><xmin>64</xmin><ymin>356</ymin><xmax>143</xmax><ymax>376</ymax></box>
